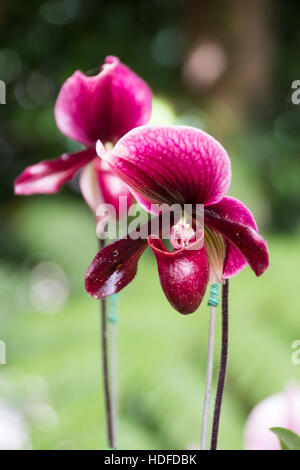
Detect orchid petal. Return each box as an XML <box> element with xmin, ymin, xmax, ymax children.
<box><xmin>223</xmin><ymin>241</ymin><xmax>248</xmax><ymax>278</ymax></box>
<box><xmin>94</xmin><ymin>159</ymin><xmax>134</xmax><ymax>218</ymax></box>
<box><xmin>55</xmin><ymin>56</ymin><xmax>152</xmax><ymax>147</ymax></box>
<box><xmin>80</xmin><ymin>159</ymin><xmax>134</xmax><ymax>217</ymax></box>
<box><xmin>102</xmin><ymin>125</ymin><xmax>231</xmax><ymax>210</ymax></box>
<box><xmin>79</xmin><ymin>161</ymin><xmax>101</xmax><ymax>213</ymax></box>
<box><xmin>148</xmin><ymin>235</ymin><xmax>209</xmax><ymax>314</ymax></box>
<box><xmin>204</xmin><ymin>196</ymin><xmax>269</xmax><ymax>277</ymax></box>
<box><xmin>85</xmin><ymin>236</ymin><xmax>147</xmax><ymax>299</ymax></box>
<box><xmin>14</xmin><ymin>149</ymin><xmax>95</xmax><ymax>196</ymax></box>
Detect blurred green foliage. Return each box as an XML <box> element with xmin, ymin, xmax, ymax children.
<box><xmin>0</xmin><ymin>198</ymin><xmax>299</xmax><ymax>449</ymax></box>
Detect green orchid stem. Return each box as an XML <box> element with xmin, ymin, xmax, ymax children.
<box><xmin>200</xmin><ymin>283</ymin><xmax>220</xmax><ymax>450</ymax></box>
<box><xmin>99</xmin><ymin>238</ymin><xmax>115</xmax><ymax>449</ymax></box>
<box><xmin>108</xmin><ymin>294</ymin><xmax>118</xmax><ymax>448</ymax></box>
<box><xmin>210</xmin><ymin>279</ymin><xmax>229</xmax><ymax>450</ymax></box>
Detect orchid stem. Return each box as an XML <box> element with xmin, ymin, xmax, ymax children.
<box><xmin>210</xmin><ymin>279</ymin><xmax>229</xmax><ymax>450</ymax></box>
<box><xmin>108</xmin><ymin>294</ymin><xmax>118</xmax><ymax>448</ymax></box>
<box><xmin>200</xmin><ymin>303</ymin><xmax>217</xmax><ymax>450</ymax></box>
<box><xmin>99</xmin><ymin>238</ymin><xmax>115</xmax><ymax>449</ymax></box>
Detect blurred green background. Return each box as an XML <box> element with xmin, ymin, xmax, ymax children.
<box><xmin>0</xmin><ymin>0</ymin><xmax>299</xmax><ymax>450</ymax></box>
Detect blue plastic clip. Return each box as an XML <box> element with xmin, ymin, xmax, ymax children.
<box><xmin>107</xmin><ymin>294</ymin><xmax>118</xmax><ymax>323</ymax></box>
<box><xmin>207</xmin><ymin>283</ymin><xmax>220</xmax><ymax>307</ymax></box>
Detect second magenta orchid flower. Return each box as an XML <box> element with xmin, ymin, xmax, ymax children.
<box><xmin>14</xmin><ymin>56</ymin><xmax>152</xmax><ymax>218</ymax></box>
<box><xmin>14</xmin><ymin>55</ymin><xmax>153</xmax><ymax>450</ymax></box>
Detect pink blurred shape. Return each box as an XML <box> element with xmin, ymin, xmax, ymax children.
<box><xmin>245</xmin><ymin>384</ymin><xmax>300</xmax><ymax>450</ymax></box>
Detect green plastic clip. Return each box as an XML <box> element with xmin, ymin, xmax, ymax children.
<box><xmin>207</xmin><ymin>283</ymin><xmax>220</xmax><ymax>307</ymax></box>
<box><xmin>107</xmin><ymin>294</ymin><xmax>118</xmax><ymax>323</ymax></box>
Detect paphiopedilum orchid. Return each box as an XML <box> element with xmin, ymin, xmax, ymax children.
<box><xmin>14</xmin><ymin>56</ymin><xmax>153</xmax><ymax>450</ymax></box>
<box><xmin>14</xmin><ymin>56</ymin><xmax>152</xmax><ymax>218</ymax></box>
<box><xmin>85</xmin><ymin>125</ymin><xmax>269</xmax><ymax>314</ymax></box>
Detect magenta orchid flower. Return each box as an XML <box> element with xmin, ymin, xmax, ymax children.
<box><xmin>85</xmin><ymin>125</ymin><xmax>269</xmax><ymax>314</ymax></box>
<box><xmin>245</xmin><ymin>384</ymin><xmax>300</xmax><ymax>450</ymax></box>
<box><xmin>14</xmin><ymin>56</ymin><xmax>152</xmax><ymax>217</ymax></box>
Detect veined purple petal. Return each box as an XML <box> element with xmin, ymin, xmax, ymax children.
<box><xmin>148</xmin><ymin>235</ymin><xmax>209</xmax><ymax>314</ymax></box>
<box><xmin>55</xmin><ymin>56</ymin><xmax>152</xmax><ymax>147</ymax></box>
<box><xmin>204</xmin><ymin>196</ymin><xmax>269</xmax><ymax>277</ymax></box>
<box><xmin>85</xmin><ymin>236</ymin><xmax>147</xmax><ymax>299</ymax></box>
<box><xmin>101</xmin><ymin>125</ymin><xmax>231</xmax><ymax>209</ymax></box>
<box><xmin>14</xmin><ymin>149</ymin><xmax>95</xmax><ymax>195</ymax></box>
